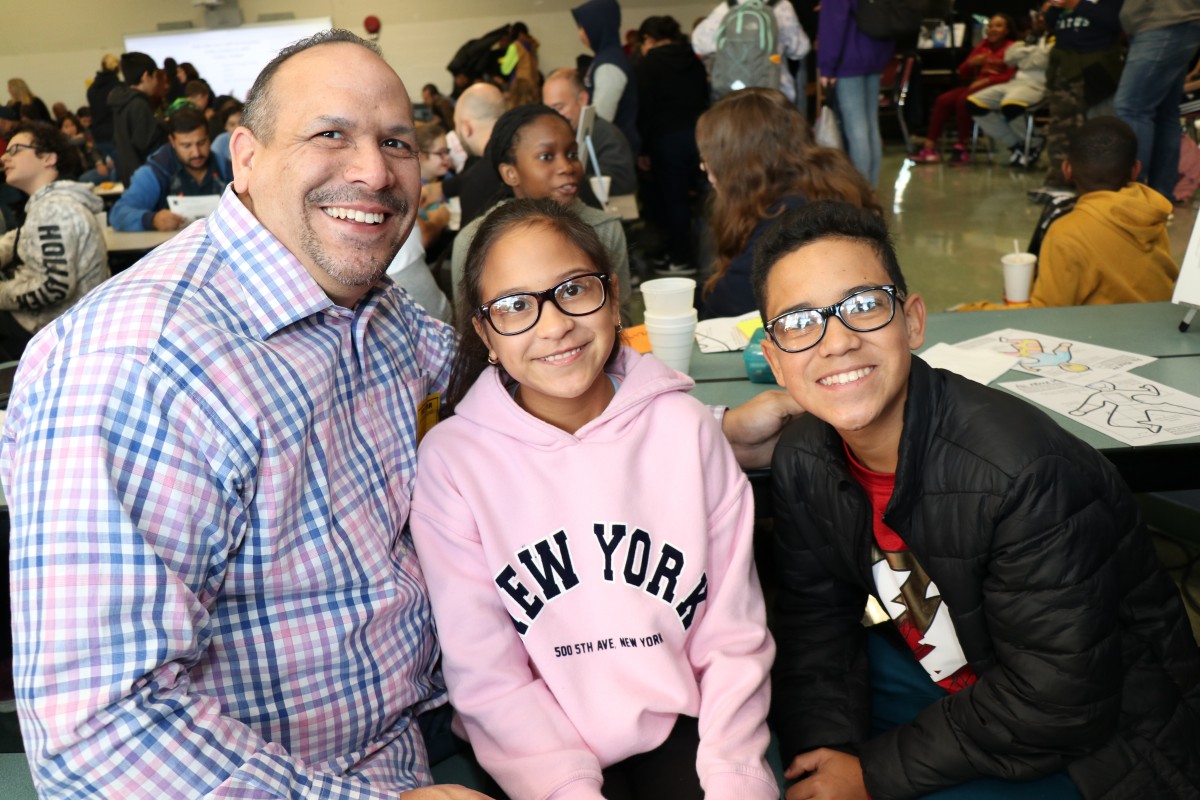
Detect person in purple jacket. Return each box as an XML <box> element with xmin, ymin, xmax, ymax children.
<box><xmin>817</xmin><ymin>0</ymin><xmax>895</xmax><ymax>186</ymax></box>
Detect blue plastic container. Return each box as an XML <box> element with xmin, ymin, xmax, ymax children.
<box><xmin>742</xmin><ymin>328</ymin><xmax>780</xmax><ymax>384</ymax></box>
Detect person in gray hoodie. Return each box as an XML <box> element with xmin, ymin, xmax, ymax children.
<box><xmin>1115</xmin><ymin>0</ymin><xmax>1200</xmax><ymax>199</ymax></box>
<box><xmin>0</xmin><ymin>122</ymin><xmax>108</xmax><ymax>360</ymax></box>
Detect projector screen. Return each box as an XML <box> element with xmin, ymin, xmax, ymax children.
<box><xmin>124</xmin><ymin>17</ymin><xmax>333</xmax><ymax>101</ymax></box>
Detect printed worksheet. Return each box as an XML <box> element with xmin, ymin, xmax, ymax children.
<box><xmin>1001</xmin><ymin>375</ymin><xmax>1200</xmax><ymax>446</ymax></box>
<box><xmin>953</xmin><ymin>329</ymin><xmax>1155</xmax><ymax>385</ymax></box>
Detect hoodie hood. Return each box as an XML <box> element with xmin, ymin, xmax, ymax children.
<box><xmin>107</xmin><ymin>83</ymin><xmax>149</xmax><ymax>113</ymax></box>
<box><xmin>453</xmin><ymin>346</ymin><xmax>694</xmax><ymax>449</ymax></box>
<box><xmin>30</xmin><ymin>180</ymin><xmax>105</xmax><ymax>214</ymax></box>
<box><xmin>1075</xmin><ymin>182</ymin><xmax>1173</xmax><ymax>251</ymax></box>
<box><xmin>145</xmin><ymin>142</ymin><xmax>181</xmax><ymax>181</ymax></box>
<box><xmin>572</xmin><ymin>0</ymin><xmax>622</xmax><ymax>54</ymax></box>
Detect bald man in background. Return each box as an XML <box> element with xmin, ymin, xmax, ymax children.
<box><xmin>442</xmin><ymin>82</ymin><xmax>509</xmax><ymax>227</ymax></box>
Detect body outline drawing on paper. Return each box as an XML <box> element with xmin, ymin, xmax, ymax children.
<box><xmin>1000</xmin><ymin>337</ymin><xmax>1091</xmax><ymax>373</ymax></box>
<box><xmin>1069</xmin><ymin>380</ymin><xmax>1200</xmax><ymax>435</ymax></box>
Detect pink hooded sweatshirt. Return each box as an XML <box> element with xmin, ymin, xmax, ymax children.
<box><xmin>410</xmin><ymin>348</ymin><xmax>776</xmax><ymax>800</ymax></box>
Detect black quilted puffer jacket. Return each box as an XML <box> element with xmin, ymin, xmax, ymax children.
<box><xmin>769</xmin><ymin>357</ymin><xmax>1200</xmax><ymax>800</ymax></box>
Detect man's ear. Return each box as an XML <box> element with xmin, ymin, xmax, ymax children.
<box><xmin>580</xmin><ymin>90</ymin><xmax>591</xmax><ymax>107</ymax></box>
<box><xmin>498</xmin><ymin>162</ymin><xmax>521</xmax><ymax>189</ymax></box>
<box><xmin>1061</xmin><ymin>158</ymin><xmax>1072</xmax><ymax>186</ymax></box>
<box><xmin>229</xmin><ymin>126</ymin><xmax>257</xmax><ymax>193</ymax></box>
<box><xmin>1130</xmin><ymin>159</ymin><xmax>1142</xmax><ymax>183</ymax></box>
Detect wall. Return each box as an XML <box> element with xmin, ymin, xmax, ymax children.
<box><xmin>0</xmin><ymin>0</ymin><xmax>713</xmax><ymax>112</ymax></box>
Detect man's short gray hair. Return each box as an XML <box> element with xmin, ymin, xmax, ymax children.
<box><xmin>242</xmin><ymin>29</ymin><xmax>383</xmax><ymax>143</ymax></box>
<box><xmin>545</xmin><ymin>67</ymin><xmax>586</xmax><ymax>95</ymax></box>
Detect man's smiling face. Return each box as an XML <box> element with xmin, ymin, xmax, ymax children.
<box><xmin>230</xmin><ymin>42</ymin><xmax>420</xmax><ymax>307</ymax></box>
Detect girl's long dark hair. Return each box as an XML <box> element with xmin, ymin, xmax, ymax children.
<box><xmin>442</xmin><ymin>198</ymin><xmax>622</xmax><ymax>418</ymax></box>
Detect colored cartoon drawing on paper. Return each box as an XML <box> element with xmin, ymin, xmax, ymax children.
<box><xmin>1000</xmin><ymin>337</ymin><xmax>1091</xmax><ymax>373</ymax></box>
<box><xmin>1069</xmin><ymin>381</ymin><xmax>1200</xmax><ymax>435</ymax></box>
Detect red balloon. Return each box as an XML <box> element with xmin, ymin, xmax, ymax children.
<box><xmin>364</xmin><ymin>15</ymin><xmax>381</xmax><ymax>35</ymax></box>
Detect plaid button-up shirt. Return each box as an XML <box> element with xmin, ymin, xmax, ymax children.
<box><xmin>1</xmin><ymin>189</ymin><xmax>457</xmax><ymax>798</ymax></box>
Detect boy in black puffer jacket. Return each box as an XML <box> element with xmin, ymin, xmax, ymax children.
<box><xmin>754</xmin><ymin>200</ymin><xmax>1200</xmax><ymax>800</ymax></box>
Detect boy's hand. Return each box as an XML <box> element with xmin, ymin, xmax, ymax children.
<box><xmin>722</xmin><ymin>389</ymin><xmax>804</xmax><ymax>469</ymax></box>
<box><xmin>153</xmin><ymin>209</ymin><xmax>187</xmax><ymax>231</ymax></box>
<box><xmin>784</xmin><ymin>749</ymin><xmax>869</xmax><ymax>800</ymax></box>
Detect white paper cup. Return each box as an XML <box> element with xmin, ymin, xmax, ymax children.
<box><xmin>649</xmin><ymin>343</ymin><xmax>693</xmax><ymax>372</ymax></box>
<box><xmin>1001</xmin><ymin>253</ymin><xmax>1037</xmax><ymax>303</ymax></box>
<box><xmin>447</xmin><ymin>196</ymin><xmax>462</xmax><ymax>232</ymax></box>
<box><xmin>644</xmin><ymin>309</ymin><xmax>698</xmax><ymax>373</ymax></box>
<box><xmin>640</xmin><ymin>278</ymin><xmax>696</xmax><ymax>315</ymax></box>
<box><xmin>589</xmin><ymin>175</ymin><xmax>612</xmax><ymax>206</ymax></box>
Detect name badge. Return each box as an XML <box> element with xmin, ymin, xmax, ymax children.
<box><xmin>417</xmin><ymin>392</ymin><xmax>441</xmax><ymax>444</ymax></box>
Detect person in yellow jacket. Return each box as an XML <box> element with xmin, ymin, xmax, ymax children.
<box><xmin>957</xmin><ymin>116</ymin><xmax>1179</xmax><ymax>311</ymax></box>
<box><xmin>1030</xmin><ymin>116</ymin><xmax>1178</xmax><ymax>306</ymax></box>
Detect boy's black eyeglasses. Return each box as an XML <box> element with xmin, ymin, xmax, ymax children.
<box><xmin>476</xmin><ymin>272</ymin><xmax>611</xmax><ymax>336</ymax></box>
<box><xmin>765</xmin><ymin>285</ymin><xmax>902</xmax><ymax>353</ymax></box>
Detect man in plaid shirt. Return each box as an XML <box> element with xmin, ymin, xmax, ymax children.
<box><xmin>0</xmin><ymin>30</ymin><xmax>494</xmax><ymax>800</ymax></box>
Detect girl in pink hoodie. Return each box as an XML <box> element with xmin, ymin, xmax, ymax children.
<box><xmin>410</xmin><ymin>198</ymin><xmax>777</xmax><ymax>800</ymax></box>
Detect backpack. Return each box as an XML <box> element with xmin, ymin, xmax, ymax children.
<box><xmin>711</xmin><ymin>0</ymin><xmax>781</xmax><ymax>97</ymax></box>
<box><xmin>447</xmin><ymin>25</ymin><xmax>509</xmax><ymax>80</ymax></box>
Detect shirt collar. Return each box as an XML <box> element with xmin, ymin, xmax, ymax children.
<box><xmin>207</xmin><ymin>186</ymin><xmax>342</xmax><ymax>339</ymax></box>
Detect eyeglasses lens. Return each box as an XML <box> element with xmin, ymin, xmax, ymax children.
<box><xmin>488</xmin><ymin>274</ymin><xmax>606</xmax><ymax>335</ymax></box>
<box><xmin>771</xmin><ymin>288</ymin><xmax>895</xmax><ymax>353</ymax></box>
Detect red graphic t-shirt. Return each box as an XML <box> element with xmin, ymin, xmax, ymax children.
<box><xmin>846</xmin><ymin>444</ymin><xmax>978</xmax><ymax>694</ymax></box>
